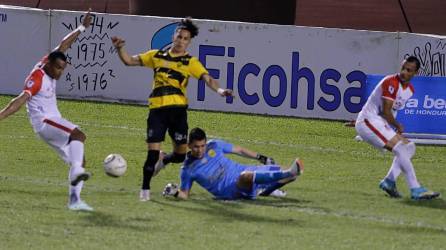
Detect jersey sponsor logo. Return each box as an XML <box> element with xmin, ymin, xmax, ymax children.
<box><xmin>174</xmin><ymin>132</ymin><xmax>186</xmax><ymax>142</ymax></box>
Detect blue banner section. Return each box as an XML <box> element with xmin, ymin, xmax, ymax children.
<box><xmin>366</xmin><ymin>75</ymin><xmax>446</xmax><ymax>135</ymax></box>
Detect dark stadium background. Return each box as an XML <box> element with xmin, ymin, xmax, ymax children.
<box><xmin>1</xmin><ymin>0</ymin><xmax>445</xmax><ymax>35</ymax></box>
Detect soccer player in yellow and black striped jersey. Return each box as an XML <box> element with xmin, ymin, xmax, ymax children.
<box><xmin>112</xmin><ymin>18</ymin><xmax>233</xmax><ymax>201</ymax></box>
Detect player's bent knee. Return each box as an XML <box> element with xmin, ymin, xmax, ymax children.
<box><xmin>392</xmin><ymin>141</ymin><xmax>415</xmax><ymax>159</ymax></box>
<box><xmin>392</xmin><ymin>142</ymin><xmax>404</xmax><ymax>157</ymax></box>
<box><xmin>70</xmin><ymin>129</ymin><xmax>86</xmax><ymax>142</ymax></box>
<box><xmin>407</xmin><ymin>141</ymin><xmax>416</xmax><ymax>158</ymax></box>
<box><xmin>237</xmin><ymin>171</ymin><xmax>254</xmax><ymax>189</ymax></box>
<box><xmin>386</xmin><ymin>134</ymin><xmax>402</xmax><ymax>151</ymax></box>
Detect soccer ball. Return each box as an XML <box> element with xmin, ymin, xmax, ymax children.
<box><xmin>103</xmin><ymin>154</ymin><xmax>127</xmax><ymax>177</ymax></box>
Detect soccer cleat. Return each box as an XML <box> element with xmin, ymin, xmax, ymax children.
<box><xmin>289</xmin><ymin>158</ymin><xmax>304</xmax><ymax>176</ymax></box>
<box><xmin>68</xmin><ymin>200</ymin><xmax>94</xmax><ymax>212</ymax></box>
<box><xmin>379</xmin><ymin>178</ymin><xmax>402</xmax><ymax>198</ymax></box>
<box><xmin>140</xmin><ymin>189</ymin><xmax>150</xmax><ymax>202</ymax></box>
<box><xmin>411</xmin><ymin>187</ymin><xmax>440</xmax><ymax>200</ymax></box>
<box><xmin>269</xmin><ymin>189</ymin><xmax>287</xmax><ymax>198</ymax></box>
<box><xmin>70</xmin><ymin>172</ymin><xmax>91</xmax><ymax>186</ymax></box>
<box><xmin>153</xmin><ymin>151</ymin><xmax>167</xmax><ymax>177</ymax></box>
<box><xmin>257</xmin><ymin>188</ymin><xmax>287</xmax><ymax>198</ymax></box>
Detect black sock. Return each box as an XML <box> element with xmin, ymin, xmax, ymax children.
<box><xmin>141</xmin><ymin>150</ymin><xmax>159</xmax><ymax>190</ymax></box>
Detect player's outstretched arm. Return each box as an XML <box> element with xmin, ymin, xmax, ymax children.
<box><xmin>111</xmin><ymin>36</ymin><xmax>142</xmax><ymax>66</ymax></box>
<box><xmin>201</xmin><ymin>74</ymin><xmax>233</xmax><ymax>97</ymax></box>
<box><xmin>0</xmin><ymin>92</ymin><xmax>30</xmax><ymax>121</ymax></box>
<box><xmin>54</xmin><ymin>9</ymin><xmax>92</xmax><ymax>53</ymax></box>
<box><xmin>232</xmin><ymin>145</ymin><xmax>275</xmax><ymax>164</ymax></box>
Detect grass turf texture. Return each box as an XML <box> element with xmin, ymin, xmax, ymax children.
<box><xmin>0</xmin><ymin>95</ymin><xmax>445</xmax><ymax>249</ymax></box>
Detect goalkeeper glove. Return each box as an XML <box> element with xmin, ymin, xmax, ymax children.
<box><xmin>256</xmin><ymin>154</ymin><xmax>275</xmax><ymax>165</ymax></box>
<box><xmin>162</xmin><ymin>183</ymin><xmax>179</xmax><ymax>197</ymax></box>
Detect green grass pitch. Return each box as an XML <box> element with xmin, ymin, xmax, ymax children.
<box><xmin>0</xmin><ymin>95</ymin><xmax>445</xmax><ymax>249</ymax></box>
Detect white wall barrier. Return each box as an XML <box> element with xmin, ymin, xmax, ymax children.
<box><xmin>0</xmin><ymin>6</ymin><xmax>49</xmax><ymax>95</ymax></box>
<box><xmin>1</xmin><ymin>6</ymin><xmax>445</xmax><ymax>123</ymax></box>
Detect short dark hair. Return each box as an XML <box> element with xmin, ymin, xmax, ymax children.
<box><xmin>405</xmin><ymin>56</ymin><xmax>420</xmax><ymax>70</ymax></box>
<box><xmin>176</xmin><ymin>17</ymin><xmax>199</xmax><ymax>38</ymax></box>
<box><xmin>48</xmin><ymin>51</ymin><xmax>67</xmax><ymax>63</ymax></box>
<box><xmin>189</xmin><ymin>127</ymin><xmax>207</xmax><ymax>143</ymax></box>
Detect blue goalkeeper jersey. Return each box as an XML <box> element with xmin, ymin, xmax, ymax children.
<box><xmin>180</xmin><ymin>139</ymin><xmax>251</xmax><ymax>199</ymax></box>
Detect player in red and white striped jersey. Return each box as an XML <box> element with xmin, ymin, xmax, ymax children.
<box><xmin>0</xmin><ymin>10</ymin><xmax>95</xmax><ymax>211</ymax></box>
<box><xmin>355</xmin><ymin>56</ymin><xmax>440</xmax><ymax>200</ymax></box>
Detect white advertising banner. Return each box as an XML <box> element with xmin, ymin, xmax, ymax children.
<box><xmin>0</xmin><ymin>6</ymin><xmax>49</xmax><ymax>95</ymax></box>
<box><xmin>50</xmin><ymin>10</ymin><xmax>399</xmax><ymax>120</ymax></box>
<box><xmin>1</xmin><ymin>7</ymin><xmax>442</xmax><ymax>121</ymax></box>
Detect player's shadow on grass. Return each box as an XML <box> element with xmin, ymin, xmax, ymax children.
<box><xmin>153</xmin><ymin>197</ymin><xmax>323</xmax><ymax>225</ymax></box>
<box><xmin>77</xmin><ymin>211</ymin><xmax>155</xmax><ymax>231</ymax></box>
<box><xmin>400</xmin><ymin>198</ymin><xmax>446</xmax><ymax>210</ymax></box>
<box><xmin>248</xmin><ymin>196</ymin><xmax>313</xmax><ymax>207</ymax></box>
<box><xmin>154</xmin><ymin>199</ymin><xmax>301</xmax><ymax>225</ymax></box>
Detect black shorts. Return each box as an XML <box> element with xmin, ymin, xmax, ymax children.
<box><xmin>146</xmin><ymin>107</ymin><xmax>188</xmax><ymax>144</ymax></box>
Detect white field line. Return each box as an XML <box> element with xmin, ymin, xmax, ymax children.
<box><xmin>1</xmin><ymin>174</ymin><xmax>445</xmax><ymax>233</ymax></box>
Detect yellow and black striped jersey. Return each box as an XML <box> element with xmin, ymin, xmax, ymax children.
<box><xmin>139</xmin><ymin>49</ymin><xmax>209</xmax><ymax>109</ymax></box>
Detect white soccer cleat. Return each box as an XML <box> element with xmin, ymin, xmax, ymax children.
<box><xmin>257</xmin><ymin>188</ymin><xmax>287</xmax><ymax>197</ymax></box>
<box><xmin>140</xmin><ymin>189</ymin><xmax>150</xmax><ymax>202</ymax></box>
<box><xmin>68</xmin><ymin>200</ymin><xmax>94</xmax><ymax>212</ymax></box>
<box><xmin>70</xmin><ymin>172</ymin><xmax>91</xmax><ymax>186</ymax></box>
<box><xmin>269</xmin><ymin>189</ymin><xmax>287</xmax><ymax>198</ymax></box>
<box><xmin>153</xmin><ymin>151</ymin><xmax>166</xmax><ymax>177</ymax></box>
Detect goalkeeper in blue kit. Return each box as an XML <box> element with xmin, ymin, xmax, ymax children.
<box><xmin>163</xmin><ymin>127</ymin><xmax>303</xmax><ymax>200</ymax></box>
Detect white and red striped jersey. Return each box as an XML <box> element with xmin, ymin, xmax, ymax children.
<box><xmin>23</xmin><ymin>56</ymin><xmax>62</xmax><ymax>132</ymax></box>
<box><xmin>357</xmin><ymin>74</ymin><xmax>414</xmax><ymax>122</ymax></box>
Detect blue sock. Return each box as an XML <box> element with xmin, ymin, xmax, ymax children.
<box><xmin>254</xmin><ymin>171</ymin><xmax>292</xmax><ymax>184</ymax></box>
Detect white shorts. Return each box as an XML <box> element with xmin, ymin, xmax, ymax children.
<box><xmin>355</xmin><ymin>117</ymin><xmax>396</xmax><ymax>149</ymax></box>
<box><xmin>37</xmin><ymin>117</ymin><xmax>77</xmax><ymax>164</ymax></box>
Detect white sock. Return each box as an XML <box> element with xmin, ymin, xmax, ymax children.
<box><xmin>384</xmin><ymin>157</ymin><xmax>402</xmax><ymax>182</ymax></box>
<box><xmin>69</xmin><ymin>181</ymin><xmax>84</xmax><ymax>204</ymax></box>
<box><xmin>69</xmin><ymin>140</ymin><xmax>84</xmax><ymax>170</ymax></box>
<box><xmin>68</xmin><ymin>165</ymin><xmax>85</xmax><ymax>204</ymax></box>
<box><xmin>68</xmin><ymin>140</ymin><xmax>85</xmax><ymax>204</ymax></box>
<box><xmin>393</xmin><ymin>142</ymin><xmax>420</xmax><ymax>189</ymax></box>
